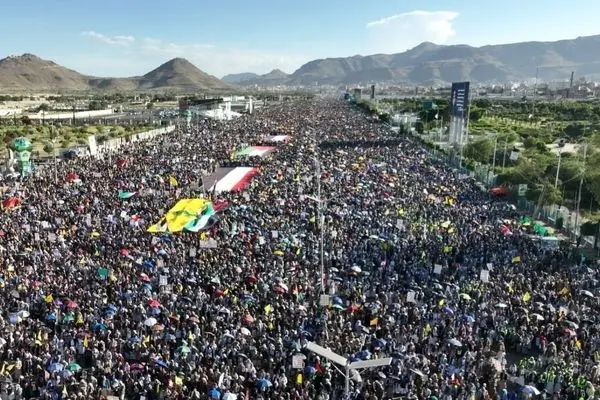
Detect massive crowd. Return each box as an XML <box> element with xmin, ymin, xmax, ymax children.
<box><xmin>0</xmin><ymin>100</ymin><xmax>596</xmax><ymax>400</ymax></box>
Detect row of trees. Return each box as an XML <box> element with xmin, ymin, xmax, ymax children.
<box><xmin>377</xmin><ymin>96</ymin><xmax>600</xmax><ymax>221</ymax></box>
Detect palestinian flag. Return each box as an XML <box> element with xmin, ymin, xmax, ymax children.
<box><xmin>206</xmin><ymin>167</ymin><xmax>259</xmax><ymax>193</ymax></box>
<box><xmin>236</xmin><ymin>146</ymin><xmax>275</xmax><ymax>158</ymax></box>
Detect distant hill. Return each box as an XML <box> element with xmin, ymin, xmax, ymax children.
<box><xmin>222</xmin><ymin>72</ymin><xmax>259</xmax><ymax>84</ymax></box>
<box><xmin>0</xmin><ymin>54</ymin><xmax>91</xmax><ymax>91</ymax></box>
<box><xmin>0</xmin><ymin>54</ymin><xmax>232</xmax><ymax>92</ymax></box>
<box><xmin>226</xmin><ymin>69</ymin><xmax>291</xmax><ymax>86</ymax></box>
<box><xmin>285</xmin><ymin>35</ymin><xmax>600</xmax><ymax>85</ymax></box>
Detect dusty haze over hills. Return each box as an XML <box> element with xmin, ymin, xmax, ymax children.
<box><xmin>3</xmin><ymin>34</ymin><xmax>600</xmax><ymax>92</ymax></box>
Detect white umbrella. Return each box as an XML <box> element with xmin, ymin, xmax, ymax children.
<box><xmin>240</xmin><ymin>327</ymin><xmax>251</xmax><ymax>336</ymax></box>
<box><xmin>522</xmin><ymin>385</ymin><xmax>540</xmax><ymax>396</ymax></box>
<box><xmin>350</xmin><ymin>265</ymin><xmax>361</xmax><ymax>273</ymax></box>
<box><xmin>530</xmin><ymin>313</ymin><xmax>544</xmax><ymax>321</ymax></box>
<box><xmin>223</xmin><ymin>393</ymin><xmax>238</xmax><ymax>400</ymax></box>
<box><xmin>277</xmin><ymin>283</ymin><xmax>289</xmax><ymax>292</ymax></box>
<box><xmin>580</xmin><ymin>290</ymin><xmax>594</xmax><ymax>298</ymax></box>
<box><xmin>144</xmin><ymin>317</ymin><xmax>157</xmax><ymax>327</ymax></box>
<box><xmin>495</xmin><ymin>303</ymin><xmax>508</xmax><ymax>308</ymax></box>
<box><xmin>448</xmin><ymin>338</ymin><xmax>462</xmax><ymax>347</ymax></box>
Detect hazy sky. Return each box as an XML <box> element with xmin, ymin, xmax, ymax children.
<box><xmin>3</xmin><ymin>0</ymin><xmax>599</xmax><ymax>77</ymax></box>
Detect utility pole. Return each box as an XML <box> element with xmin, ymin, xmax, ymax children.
<box><xmin>574</xmin><ymin>140</ymin><xmax>588</xmax><ymax>241</ymax></box>
<box><xmin>502</xmin><ymin>136</ymin><xmax>509</xmax><ymax>170</ymax></box>
<box><xmin>532</xmin><ymin>67</ymin><xmax>539</xmax><ymax>117</ymax></box>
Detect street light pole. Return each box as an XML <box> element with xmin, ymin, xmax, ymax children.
<box><xmin>574</xmin><ymin>140</ymin><xmax>588</xmax><ymax>241</ymax></box>
<box><xmin>554</xmin><ymin>150</ymin><xmax>562</xmax><ymax>189</ymax></box>
<box><xmin>304</xmin><ymin>341</ymin><xmax>392</xmax><ymax>400</ymax></box>
<box><xmin>315</xmin><ymin>155</ymin><xmax>325</xmax><ymax>294</ymax></box>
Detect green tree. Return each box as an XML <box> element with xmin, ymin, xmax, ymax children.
<box><xmin>43</xmin><ymin>142</ymin><xmax>54</xmax><ymax>154</ymax></box>
<box><xmin>414</xmin><ymin>121</ymin><xmax>424</xmax><ymax>134</ymax></box>
<box><xmin>464</xmin><ymin>137</ymin><xmax>494</xmax><ymax>164</ymax></box>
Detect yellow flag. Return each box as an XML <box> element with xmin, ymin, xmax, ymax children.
<box><xmin>169</xmin><ymin>176</ymin><xmax>178</xmax><ymax>187</ymax></box>
<box><xmin>369</xmin><ymin>317</ymin><xmax>379</xmax><ymax>327</ymax></box>
<box><xmin>200</xmin><ymin>232</ymin><xmax>208</xmax><ymax>240</ymax></box>
<box><xmin>576</xmin><ymin>340</ymin><xmax>582</xmax><ymax>349</ymax></box>
<box><xmin>264</xmin><ymin>304</ymin><xmax>273</xmax><ymax>315</ymax></box>
<box><xmin>143</xmin><ymin>335</ymin><xmax>150</xmax><ymax>346</ymax></box>
<box><xmin>188</xmin><ymin>331</ymin><xmax>194</xmax><ymax>342</ymax></box>
<box><xmin>45</xmin><ymin>294</ymin><xmax>53</xmax><ymax>303</ymax></box>
<box><xmin>558</xmin><ymin>287</ymin><xmax>569</xmax><ymax>296</ymax></box>
<box><xmin>174</xmin><ymin>376</ymin><xmax>183</xmax><ymax>386</ymax></box>
<box><xmin>296</xmin><ymin>373</ymin><xmax>303</xmax><ymax>385</ymax></box>
<box><xmin>512</xmin><ymin>256</ymin><xmax>521</xmax><ymax>264</ymax></box>
<box><xmin>444</xmin><ymin>246</ymin><xmax>452</xmax><ymax>253</ymax></box>
<box><xmin>522</xmin><ymin>292</ymin><xmax>531</xmax><ymax>302</ymax></box>
<box><xmin>83</xmin><ymin>335</ymin><xmax>88</xmax><ymax>348</ymax></box>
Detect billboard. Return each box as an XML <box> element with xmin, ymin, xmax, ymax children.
<box><xmin>450</xmin><ymin>82</ymin><xmax>470</xmax><ymax>118</ymax></box>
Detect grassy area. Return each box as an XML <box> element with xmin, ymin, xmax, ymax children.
<box><xmin>0</xmin><ymin>123</ymin><xmax>157</xmax><ymax>156</ymax></box>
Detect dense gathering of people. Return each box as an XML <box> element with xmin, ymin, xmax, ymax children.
<box><xmin>0</xmin><ymin>99</ymin><xmax>597</xmax><ymax>400</ymax></box>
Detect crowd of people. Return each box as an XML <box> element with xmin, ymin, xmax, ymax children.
<box><xmin>0</xmin><ymin>99</ymin><xmax>596</xmax><ymax>400</ymax></box>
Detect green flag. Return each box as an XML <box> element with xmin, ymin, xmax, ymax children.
<box><xmin>118</xmin><ymin>190</ymin><xmax>136</xmax><ymax>199</ymax></box>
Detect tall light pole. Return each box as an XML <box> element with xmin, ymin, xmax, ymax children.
<box><xmin>574</xmin><ymin>139</ymin><xmax>588</xmax><ymax>241</ymax></box>
<box><xmin>304</xmin><ymin>341</ymin><xmax>392</xmax><ymax>399</ymax></box>
<box><xmin>314</xmin><ymin>155</ymin><xmax>325</xmax><ymax>294</ymax></box>
<box><xmin>554</xmin><ymin>149</ymin><xmax>563</xmax><ymax>189</ymax></box>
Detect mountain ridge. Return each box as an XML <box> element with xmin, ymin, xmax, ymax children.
<box><xmin>233</xmin><ymin>34</ymin><xmax>600</xmax><ymax>86</ymax></box>
<box><xmin>4</xmin><ymin>34</ymin><xmax>600</xmax><ymax>91</ymax></box>
<box><xmin>0</xmin><ymin>55</ymin><xmax>232</xmax><ymax>92</ymax></box>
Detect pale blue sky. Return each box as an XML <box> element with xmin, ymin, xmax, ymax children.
<box><xmin>2</xmin><ymin>0</ymin><xmax>599</xmax><ymax>77</ymax></box>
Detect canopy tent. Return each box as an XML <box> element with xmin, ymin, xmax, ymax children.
<box><xmin>266</xmin><ymin>135</ymin><xmax>291</xmax><ymax>143</ymax></box>
<box><xmin>236</xmin><ymin>146</ymin><xmax>275</xmax><ymax>158</ymax></box>
<box><xmin>147</xmin><ymin>198</ymin><xmax>217</xmax><ymax>233</ymax></box>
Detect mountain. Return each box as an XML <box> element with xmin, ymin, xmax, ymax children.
<box><xmin>222</xmin><ymin>72</ymin><xmax>259</xmax><ymax>84</ymax></box>
<box><xmin>226</xmin><ymin>69</ymin><xmax>291</xmax><ymax>86</ymax></box>
<box><xmin>137</xmin><ymin>58</ymin><xmax>228</xmax><ymax>90</ymax></box>
<box><xmin>0</xmin><ymin>54</ymin><xmax>232</xmax><ymax>92</ymax></box>
<box><xmin>0</xmin><ymin>54</ymin><xmax>91</xmax><ymax>91</ymax></box>
<box><xmin>286</xmin><ymin>35</ymin><xmax>600</xmax><ymax>85</ymax></box>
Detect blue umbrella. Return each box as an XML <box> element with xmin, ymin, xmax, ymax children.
<box><xmin>154</xmin><ymin>359</ymin><xmax>169</xmax><ymax>368</ymax></box>
<box><xmin>331</xmin><ymin>296</ymin><xmax>343</xmax><ymax>305</ymax></box>
<box><xmin>48</xmin><ymin>363</ymin><xmax>64</xmax><ymax>372</ymax></box>
<box><xmin>305</xmin><ymin>366</ymin><xmax>316</xmax><ymax>375</ymax></box>
<box><xmin>149</xmin><ymin>307</ymin><xmax>161</xmax><ymax>316</ymax></box>
<box><xmin>143</xmin><ymin>260</ymin><xmax>155</xmax><ymax>270</ymax></box>
<box><xmin>128</xmin><ymin>336</ymin><xmax>142</xmax><ymax>343</ymax></box>
<box><xmin>256</xmin><ymin>378</ymin><xmax>272</xmax><ymax>389</ymax></box>
<box><xmin>92</xmin><ymin>322</ymin><xmax>107</xmax><ymax>332</ymax></box>
<box><xmin>106</xmin><ymin>305</ymin><xmax>118</xmax><ymax>313</ymax></box>
<box><xmin>142</xmin><ymin>283</ymin><xmax>153</xmax><ymax>292</ymax></box>
<box><xmin>463</xmin><ymin>315</ymin><xmax>475</xmax><ymax>323</ymax></box>
<box><xmin>47</xmin><ymin>312</ymin><xmax>57</xmax><ymax>321</ymax></box>
<box><xmin>442</xmin><ymin>306</ymin><xmax>454</xmax><ymax>315</ymax></box>
<box><xmin>208</xmin><ymin>388</ymin><xmax>221</xmax><ymax>399</ymax></box>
